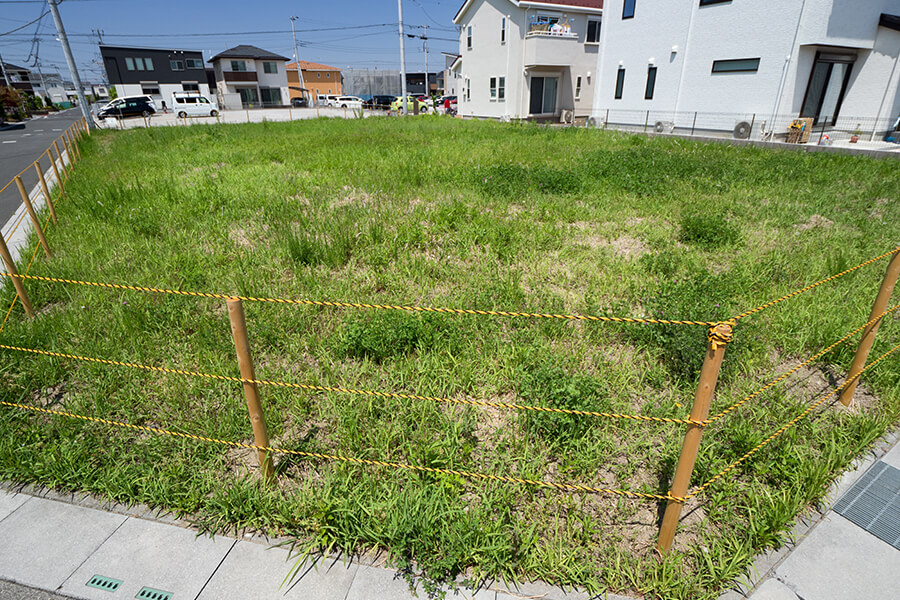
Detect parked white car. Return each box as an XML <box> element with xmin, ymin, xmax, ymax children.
<box><xmin>333</xmin><ymin>96</ymin><xmax>363</xmax><ymax>109</ymax></box>
<box><xmin>171</xmin><ymin>93</ymin><xmax>219</xmax><ymax>118</ymax></box>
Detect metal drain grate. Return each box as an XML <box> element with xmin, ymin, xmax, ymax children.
<box><xmin>834</xmin><ymin>460</ymin><xmax>900</xmax><ymax>550</ymax></box>
<box><xmin>86</xmin><ymin>575</ymin><xmax>122</xmax><ymax>592</ymax></box>
<box><xmin>135</xmin><ymin>587</ymin><xmax>173</xmax><ymax>600</ymax></box>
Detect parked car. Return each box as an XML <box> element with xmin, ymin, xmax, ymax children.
<box><xmin>171</xmin><ymin>92</ymin><xmax>219</xmax><ymax>118</ymax></box>
<box><xmin>97</xmin><ymin>96</ymin><xmax>156</xmax><ymax>120</ymax></box>
<box><xmin>291</xmin><ymin>97</ymin><xmax>308</xmax><ymax>107</ymax></box>
<box><xmin>363</xmin><ymin>95</ymin><xmax>394</xmax><ymax>110</ymax></box>
<box><xmin>334</xmin><ymin>95</ymin><xmax>363</xmax><ymax>108</ymax></box>
<box><xmin>390</xmin><ymin>96</ymin><xmax>429</xmax><ymax>114</ymax></box>
<box><xmin>324</xmin><ymin>94</ymin><xmax>341</xmax><ymax>107</ymax></box>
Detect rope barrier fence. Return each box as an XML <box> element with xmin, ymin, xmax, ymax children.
<box><xmin>0</xmin><ymin>119</ymin><xmax>898</xmax><ymax>552</ymax></box>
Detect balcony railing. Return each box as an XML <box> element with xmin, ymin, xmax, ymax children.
<box><xmin>526</xmin><ymin>21</ymin><xmax>578</xmax><ymax>38</ymax></box>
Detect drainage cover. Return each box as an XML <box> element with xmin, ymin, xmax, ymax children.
<box><xmin>86</xmin><ymin>575</ymin><xmax>122</xmax><ymax>592</ymax></box>
<box><xmin>135</xmin><ymin>587</ymin><xmax>173</xmax><ymax>600</ymax></box>
<box><xmin>834</xmin><ymin>460</ymin><xmax>900</xmax><ymax>550</ymax></box>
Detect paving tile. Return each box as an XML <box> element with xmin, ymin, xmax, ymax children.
<box><xmin>344</xmin><ymin>564</ymin><xmax>420</xmax><ymax>600</ymax></box>
<box><xmin>492</xmin><ymin>578</ymin><xmax>592</xmax><ymax>599</ymax></box>
<box><xmin>197</xmin><ymin>541</ymin><xmax>358</xmax><ymax>600</ymax></box>
<box><xmin>746</xmin><ymin>579</ymin><xmax>798</xmax><ymax>600</ymax></box>
<box><xmin>0</xmin><ymin>498</ymin><xmax>127</xmax><ymax>590</ymax></box>
<box><xmin>0</xmin><ymin>490</ymin><xmax>29</xmax><ymax>522</ymax></box>
<box><xmin>58</xmin><ymin>516</ymin><xmax>234</xmax><ymax>600</ymax></box>
<box><xmin>773</xmin><ymin>514</ymin><xmax>900</xmax><ymax>600</ymax></box>
<box><xmin>882</xmin><ymin>443</ymin><xmax>900</xmax><ymax>470</ymax></box>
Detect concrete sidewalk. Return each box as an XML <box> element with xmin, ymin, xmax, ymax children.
<box><xmin>0</xmin><ymin>483</ymin><xmax>607</xmax><ymax>600</ymax></box>
<box><xmin>721</xmin><ymin>430</ymin><xmax>900</xmax><ymax>600</ymax></box>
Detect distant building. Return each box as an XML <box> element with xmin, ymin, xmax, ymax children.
<box><xmin>405</xmin><ymin>72</ymin><xmax>440</xmax><ymax>96</ymax></box>
<box><xmin>287</xmin><ymin>61</ymin><xmax>342</xmax><ymax>102</ymax></box>
<box><xmin>442</xmin><ymin>53</ymin><xmax>462</xmax><ymax>96</ymax></box>
<box><xmin>100</xmin><ymin>44</ymin><xmax>214</xmax><ymax>107</ymax></box>
<box><xmin>209</xmin><ymin>45</ymin><xmax>290</xmax><ymax>109</ymax></box>
<box><xmin>342</xmin><ymin>68</ymin><xmax>401</xmax><ymax>97</ymax></box>
<box><xmin>2</xmin><ymin>61</ymin><xmax>36</xmax><ymax>95</ymax></box>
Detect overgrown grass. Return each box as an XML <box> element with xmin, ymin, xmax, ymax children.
<box><xmin>0</xmin><ymin>117</ymin><xmax>898</xmax><ymax>599</ymax></box>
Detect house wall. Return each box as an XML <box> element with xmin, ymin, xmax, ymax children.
<box><xmin>213</xmin><ymin>58</ymin><xmax>289</xmax><ymax>106</ymax></box>
<box><xmin>302</xmin><ymin>69</ymin><xmax>342</xmax><ymax>97</ymax></box>
<box><xmin>595</xmin><ymin>0</ymin><xmax>900</xmax><ymax>134</ymax></box>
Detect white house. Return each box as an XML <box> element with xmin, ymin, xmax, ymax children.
<box><xmin>593</xmin><ymin>0</ymin><xmax>900</xmax><ymax>138</ymax></box>
<box><xmin>209</xmin><ymin>45</ymin><xmax>290</xmax><ymax>109</ymax></box>
<box><xmin>452</xmin><ymin>0</ymin><xmax>604</xmax><ymax>120</ymax></box>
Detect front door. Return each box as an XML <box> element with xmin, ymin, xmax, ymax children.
<box><xmin>238</xmin><ymin>87</ymin><xmax>259</xmax><ymax>106</ymax></box>
<box><xmin>800</xmin><ymin>51</ymin><xmax>855</xmax><ymax>126</ymax></box>
<box><xmin>529</xmin><ymin>76</ymin><xmax>557</xmax><ymax>115</ymax></box>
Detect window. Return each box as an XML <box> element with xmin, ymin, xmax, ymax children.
<box><xmin>183</xmin><ymin>83</ymin><xmax>199</xmax><ymax>92</ymax></box>
<box><xmin>498</xmin><ymin>76</ymin><xmax>505</xmax><ymax>100</ymax></box>
<box><xmin>615</xmin><ymin>67</ymin><xmax>625</xmax><ymax>99</ymax></box>
<box><xmin>501</xmin><ymin>17</ymin><xmax>506</xmax><ymax>44</ymax></box>
<box><xmin>623</xmin><ymin>0</ymin><xmax>635</xmax><ymax>19</ymax></box>
<box><xmin>586</xmin><ymin>19</ymin><xmax>601</xmax><ymax>43</ymax></box>
<box><xmin>140</xmin><ymin>82</ymin><xmax>160</xmax><ymax>95</ymax></box>
<box><xmin>711</xmin><ymin>58</ymin><xmax>760</xmax><ymax>73</ymax></box>
<box><xmin>186</xmin><ymin>59</ymin><xmax>203</xmax><ymax>69</ymax></box>
<box><xmin>125</xmin><ymin>57</ymin><xmax>135</xmax><ymax>71</ymax></box>
<box><xmin>170</xmin><ymin>60</ymin><xmax>184</xmax><ymax>71</ymax></box>
<box><xmin>263</xmin><ymin>62</ymin><xmax>278</xmax><ymax>74</ymax></box>
<box><xmin>529</xmin><ymin>76</ymin><xmax>557</xmax><ymax>114</ymax></box>
<box><xmin>127</xmin><ymin>58</ymin><xmax>153</xmax><ymax>71</ymax></box>
<box><xmin>142</xmin><ymin>58</ymin><xmax>154</xmax><ymax>71</ymax></box>
<box><xmin>800</xmin><ymin>51</ymin><xmax>856</xmax><ymax>125</ymax></box>
<box><xmin>230</xmin><ymin>60</ymin><xmax>247</xmax><ymax>72</ymax></box>
<box><xmin>575</xmin><ymin>76</ymin><xmax>582</xmax><ymax>99</ymax></box>
<box><xmin>467</xmin><ymin>26</ymin><xmax>472</xmax><ymax>50</ymax></box>
<box><xmin>466</xmin><ymin>78</ymin><xmax>471</xmax><ymax>101</ymax></box>
<box><xmin>317</xmin><ymin>72</ymin><xmax>321</xmax><ymax>78</ymax></box>
<box><xmin>699</xmin><ymin>0</ymin><xmax>731</xmax><ymax>5</ymax></box>
<box><xmin>261</xmin><ymin>88</ymin><xmax>282</xmax><ymax>105</ymax></box>
<box><xmin>490</xmin><ymin>77</ymin><xmax>497</xmax><ymax>99</ymax></box>
<box><xmin>645</xmin><ymin>66</ymin><xmax>657</xmax><ymax>99</ymax></box>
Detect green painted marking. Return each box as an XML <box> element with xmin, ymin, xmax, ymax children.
<box><xmin>135</xmin><ymin>586</ymin><xmax>173</xmax><ymax>600</ymax></box>
<box><xmin>85</xmin><ymin>574</ymin><xmax>122</xmax><ymax>591</ymax></box>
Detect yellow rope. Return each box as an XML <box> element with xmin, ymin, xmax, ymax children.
<box><xmin>0</xmin><ymin>272</ymin><xmax>717</xmax><ymax>326</ymax></box>
<box><xmin>706</xmin><ymin>303</ymin><xmax>900</xmax><ymax>425</ymax></box>
<box><xmin>0</xmin><ymin>343</ymin><xmax>703</xmax><ymax>425</ymax></box>
<box><xmin>685</xmin><ymin>341</ymin><xmax>900</xmax><ymax>500</ymax></box>
<box><xmin>0</xmin><ymin>398</ymin><xmax>681</xmax><ymax>501</ymax></box>
<box><xmin>731</xmin><ymin>247</ymin><xmax>899</xmax><ymax>322</ymax></box>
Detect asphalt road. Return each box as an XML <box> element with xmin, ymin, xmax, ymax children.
<box><xmin>0</xmin><ymin>579</ymin><xmax>68</xmax><ymax>599</ymax></box>
<box><xmin>0</xmin><ymin>109</ymin><xmax>84</xmax><ymax>224</ymax></box>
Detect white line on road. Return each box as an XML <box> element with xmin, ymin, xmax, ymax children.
<box><xmin>52</xmin><ymin>128</ymin><xmax>62</xmax><ymax>131</ymax></box>
<box><xmin>2</xmin><ymin>140</ymin><xmax>16</xmax><ymax>144</ymax></box>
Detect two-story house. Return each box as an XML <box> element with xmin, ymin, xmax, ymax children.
<box><xmin>594</xmin><ymin>0</ymin><xmax>900</xmax><ymax>137</ymax></box>
<box><xmin>209</xmin><ymin>45</ymin><xmax>290</xmax><ymax>109</ymax></box>
<box><xmin>453</xmin><ymin>0</ymin><xmax>604</xmax><ymax>120</ymax></box>
<box><xmin>287</xmin><ymin>61</ymin><xmax>342</xmax><ymax>104</ymax></box>
<box><xmin>100</xmin><ymin>45</ymin><xmax>214</xmax><ymax>105</ymax></box>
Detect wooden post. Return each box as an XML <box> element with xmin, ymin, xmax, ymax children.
<box><xmin>691</xmin><ymin>112</ymin><xmax>697</xmax><ymax>136</ymax></box>
<box><xmin>644</xmin><ymin>110</ymin><xmax>649</xmax><ymax>133</ymax></box>
<box><xmin>54</xmin><ymin>141</ymin><xmax>69</xmax><ymax>179</ymax></box>
<box><xmin>34</xmin><ymin>162</ymin><xmax>58</xmax><ymax>226</ymax></box>
<box><xmin>227</xmin><ymin>298</ymin><xmax>275</xmax><ymax>484</ymax></box>
<box><xmin>15</xmin><ymin>176</ymin><xmax>52</xmax><ymax>259</ymax></box>
<box><xmin>840</xmin><ymin>248</ymin><xmax>900</xmax><ymax>406</ymax></box>
<box><xmin>67</xmin><ymin>131</ymin><xmax>81</xmax><ymax>160</ymax></box>
<box><xmin>657</xmin><ymin>322</ymin><xmax>732</xmax><ymax>554</ymax></box>
<box><xmin>62</xmin><ymin>135</ymin><xmax>74</xmax><ymax>169</ymax></box>
<box><xmin>0</xmin><ymin>235</ymin><xmax>34</xmax><ymax>318</ymax></box>
<box><xmin>246</xmin><ymin>108</ymin><xmax>250</xmax><ymax>123</ymax></box>
<box><xmin>47</xmin><ymin>148</ymin><xmax>64</xmax><ymax>192</ymax></box>
<box><xmin>288</xmin><ymin>106</ymin><xmax>292</xmax><ymax>121</ymax></box>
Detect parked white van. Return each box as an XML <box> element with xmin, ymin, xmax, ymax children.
<box><xmin>171</xmin><ymin>93</ymin><xmax>219</xmax><ymax>118</ymax></box>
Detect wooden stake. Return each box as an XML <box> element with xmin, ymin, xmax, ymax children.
<box><xmin>34</xmin><ymin>162</ymin><xmax>58</xmax><ymax>226</ymax></box>
<box><xmin>840</xmin><ymin>248</ymin><xmax>900</xmax><ymax>406</ymax></box>
<box><xmin>68</xmin><ymin>131</ymin><xmax>81</xmax><ymax>160</ymax></box>
<box><xmin>0</xmin><ymin>235</ymin><xmax>34</xmax><ymax>318</ymax></box>
<box><xmin>47</xmin><ymin>149</ymin><xmax>64</xmax><ymax>193</ymax></box>
<box><xmin>15</xmin><ymin>176</ymin><xmax>52</xmax><ymax>259</ymax></box>
<box><xmin>53</xmin><ymin>141</ymin><xmax>69</xmax><ymax>179</ymax></box>
<box><xmin>657</xmin><ymin>322</ymin><xmax>732</xmax><ymax>554</ymax></box>
<box><xmin>62</xmin><ymin>135</ymin><xmax>74</xmax><ymax>170</ymax></box>
<box><xmin>227</xmin><ymin>298</ymin><xmax>276</xmax><ymax>484</ymax></box>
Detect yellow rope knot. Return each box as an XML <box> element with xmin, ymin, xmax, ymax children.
<box><xmin>707</xmin><ymin>321</ymin><xmax>735</xmax><ymax>350</ymax></box>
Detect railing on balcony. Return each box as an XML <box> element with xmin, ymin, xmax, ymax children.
<box><xmin>224</xmin><ymin>71</ymin><xmax>258</xmax><ymax>83</ymax></box>
<box><xmin>526</xmin><ymin>19</ymin><xmax>578</xmax><ymax>38</ymax></box>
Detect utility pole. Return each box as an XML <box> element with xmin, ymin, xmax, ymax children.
<box><xmin>0</xmin><ymin>51</ymin><xmax>11</xmax><ymax>87</ymax></box>
<box><xmin>397</xmin><ymin>0</ymin><xmax>408</xmax><ymax>115</ymax></box>
<box><xmin>290</xmin><ymin>16</ymin><xmax>307</xmax><ymax>105</ymax></box>
<box><xmin>47</xmin><ymin>0</ymin><xmax>94</xmax><ymax>128</ymax></box>
<box><xmin>423</xmin><ymin>24</ymin><xmax>429</xmax><ymax>101</ymax></box>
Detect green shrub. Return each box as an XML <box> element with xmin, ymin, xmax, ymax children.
<box><xmin>334</xmin><ymin>312</ymin><xmax>457</xmax><ymax>363</ymax></box>
<box><xmin>678</xmin><ymin>214</ymin><xmax>741</xmax><ymax>249</ymax></box>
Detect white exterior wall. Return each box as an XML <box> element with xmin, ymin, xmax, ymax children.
<box><xmin>455</xmin><ymin>0</ymin><xmax>602</xmax><ymax>120</ymax></box>
<box><xmin>253</xmin><ymin>59</ymin><xmax>290</xmax><ymax>105</ymax></box>
<box><xmin>595</xmin><ymin>0</ymin><xmax>900</xmax><ymax>134</ymax></box>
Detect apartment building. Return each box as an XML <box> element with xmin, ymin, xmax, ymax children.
<box><xmin>453</xmin><ymin>0</ymin><xmax>604</xmax><ymax>120</ymax></box>
<box><xmin>100</xmin><ymin>45</ymin><xmax>214</xmax><ymax>105</ymax></box>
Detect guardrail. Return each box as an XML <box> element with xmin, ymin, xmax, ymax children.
<box><xmin>0</xmin><ymin>121</ymin><xmax>897</xmax><ymax>553</ymax></box>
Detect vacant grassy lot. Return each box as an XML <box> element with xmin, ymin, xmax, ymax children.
<box><xmin>1</xmin><ymin>117</ymin><xmax>898</xmax><ymax>599</ymax></box>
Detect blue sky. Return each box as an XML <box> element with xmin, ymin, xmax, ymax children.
<box><xmin>0</xmin><ymin>0</ymin><xmax>462</xmax><ymax>83</ymax></box>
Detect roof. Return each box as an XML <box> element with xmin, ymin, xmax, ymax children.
<box><xmin>880</xmin><ymin>13</ymin><xmax>900</xmax><ymax>32</ymax></box>
<box><xmin>209</xmin><ymin>45</ymin><xmax>290</xmax><ymax>62</ymax></box>
<box><xmin>454</xmin><ymin>0</ymin><xmax>603</xmax><ymax>23</ymax></box>
<box><xmin>286</xmin><ymin>60</ymin><xmax>341</xmax><ymax>72</ymax></box>
<box><xmin>1</xmin><ymin>61</ymin><xmax>29</xmax><ymax>72</ymax></box>
<box><xmin>99</xmin><ymin>44</ymin><xmax>202</xmax><ymax>54</ymax></box>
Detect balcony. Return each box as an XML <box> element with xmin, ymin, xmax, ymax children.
<box><xmin>224</xmin><ymin>71</ymin><xmax>258</xmax><ymax>83</ymax></box>
<box><xmin>526</xmin><ymin>21</ymin><xmax>578</xmax><ymax>39</ymax></box>
<box><xmin>524</xmin><ymin>22</ymin><xmax>579</xmax><ymax>68</ymax></box>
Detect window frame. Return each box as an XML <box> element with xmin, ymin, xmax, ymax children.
<box><xmin>711</xmin><ymin>58</ymin><xmax>760</xmax><ymax>73</ymax></box>
<box><xmin>170</xmin><ymin>60</ymin><xmax>184</xmax><ymax>71</ymax></box>
<box><xmin>586</xmin><ymin>19</ymin><xmax>601</xmax><ymax>43</ymax></box>
<box><xmin>263</xmin><ymin>61</ymin><xmax>278</xmax><ymax>74</ymax></box>
<box><xmin>498</xmin><ymin>76</ymin><xmax>505</xmax><ymax>100</ymax></box>
<box><xmin>467</xmin><ymin>26</ymin><xmax>473</xmax><ymax>50</ymax></box>
<box><xmin>140</xmin><ymin>82</ymin><xmax>160</xmax><ymax>95</ymax></box>
<box><xmin>501</xmin><ymin>17</ymin><xmax>506</xmax><ymax>44</ymax></box>
<box><xmin>490</xmin><ymin>76</ymin><xmax>497</xmax><ymax>99</ymax></box>
<box><xmin>575</xmin><ymin>76</ymin><xmax>582</xmax><ymax>100</ymax></box>
<box><xmin>125</xmin><ymin>57</ymin><xmax>135</xmax><ymax>71</ymax></box>
<box><xmin>615</xmin><ymin>67</ymin><xmax>625</xmax><ymax>99</ymax></box>
<box><xmin>230</xmin><ymin>60</ymin><xmax>248</xmax><ymax>72</ymax></box>
<box><xmin>623</xmin><ymin>0</ymin><xmax>636</xmax><ymax>19</ymax></box>
<box><xmin>466</xmin><ymin>78</ymin><xmax>471</xmax><ymax>101</ymax></box>
<box><xmin>645</xmin><ymin>66</ymin><xmax>657</xmax><ymax>99</ymax></box>
<box><xmin>186</xmin><ymin>58</ymin><xmax>203</xmax><ymax>69</ymax></box>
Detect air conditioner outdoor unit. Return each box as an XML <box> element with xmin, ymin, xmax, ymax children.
<box><xmin>560</xmin><ymin>109</ymin><xmax>574</xmax><ymax>124</ymax></box>
<box><xmin>654</xmin><ymin>120</ymin><xmax>674</xmax><ymax>134</ymax></box>
<box><xmin>585</xmin><ymin>115</ymin><xmax>601</xmax><ymax>128</ymax></box>
<box><xmin>733</xmin><ymin>120</ymin><xmax>753</xmax><ymax>139</ymax></box>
